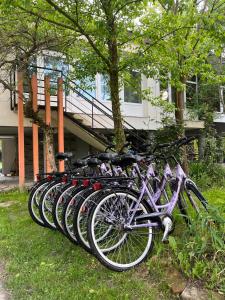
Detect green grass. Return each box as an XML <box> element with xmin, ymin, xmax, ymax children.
<box><xmin>0</xmin><ymin>187</ymin><xmax>224</xmax><ymax>299</ymax></box>
<box><xmin>149</xmin><ymin>186</ymin><xmax>225</xmax><ymax>293</ymax></box>
<box><xmin>0</xmin><ymin>190</ymin><xmax>173</xmax><ymax>300</ymax></box>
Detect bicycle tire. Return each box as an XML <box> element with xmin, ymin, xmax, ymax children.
<box><xmin>87</xmin><ymin>189</ymin><xmax>154</xmax><ymax>272</ymax></box>
<box><xmin>28</xmin><ymin>179</ymin><xmax>49</xmax><ymax>227</ymax></box>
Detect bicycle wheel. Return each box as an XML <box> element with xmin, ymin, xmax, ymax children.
<box><xmin>39</xmin><ymin>180</ymin><xmax>63</xmax><ymax>229</ymax></box>
<box><xmin>28</xmin><ymin>179</ymin><xmax>49</xmax><ymax>227</ymax></box>
<box><xmin>73</xmin><ymin>188</ymin><xmax>103</xmax><ymax>252</ymax></box>
<box><xmin>179</xmin><ymin>180</ymin><xmax>208</xmax><ymax>224</ymax></box>
<box><xmin>87</xmin><ymin>189</ymin><xmax>154</xmax><ymax>272</ymax></box>
<box><xmin>52</xmin><ymin>183</ymin><xmax>76</xmax><ymax>233</ymax></box>
<box><xmin>61</xmin><ymin>186</ymin><xmax>86</xmax><ymax>244</ymax></box>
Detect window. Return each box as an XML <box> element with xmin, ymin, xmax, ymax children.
<box><xmin>159</xmin><ymin>77</ymin><xmax>169</xmax><ymax>101</ymax></box>
<box><xmin>186</xmin><ymin>77</ymin><xmax>198</xmax><ymax>109</ymax></box>
<box><xmin>124</xmin><ymin>71</ymin><xmax>142</xmax><ymax>103</ymax></box>
<box><xmin>43</xmin><ymin>55</ymin><xmax>69</xmax><ymax>95</ymax></box>
<box><xmin>23</xmin><ymin>56</ymin><xmax>37</xmax><ymax>94</ymax></box>
<box><xmin>44</xmin><ymin>55</ymin><xmax>68</xmax><ymax>76</ymax></box>
<box><xmin>186</xmin><ymin>77</ymin><xmax>221</xmax><ymax>112</ymax></box>
<box><xmin>100</xmin><ymin>74</ymin><xmax>110</xmax><ymax>101</ymax></box>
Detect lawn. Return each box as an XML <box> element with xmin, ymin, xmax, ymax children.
<box><xmin>0</xmin><ymin>188</ymin><xmax>224</xmax><ymax>299</ymax></box>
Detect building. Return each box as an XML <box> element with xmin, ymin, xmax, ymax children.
<box><xmin>1</xmin><ymin>52</ymin><xmax>223</xmax><ymax>184</ymax></box>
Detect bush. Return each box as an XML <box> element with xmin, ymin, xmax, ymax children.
<box><xmin>168</xmin><ymin>206</ymin><xmax>225</xmax><ymax>292</ymax></box>
<box><xmin>189</xmin><ymin>162</ymin><xmax>225</xmax><ymax>189</ymax></box>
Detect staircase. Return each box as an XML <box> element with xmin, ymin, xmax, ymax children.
<box><xmin>11</xmin><ymin>66</ymin><xmax>146</xmax><ymax>150</ymax></box>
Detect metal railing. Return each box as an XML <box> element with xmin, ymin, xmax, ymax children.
<box><xmin>12</xmin><ymin>65</ymin><xmax>146</xmax><ymax>144</ymax></box>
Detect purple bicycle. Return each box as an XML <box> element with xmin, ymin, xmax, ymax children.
<box><xmin>87</xmin><ymin>137</ymin><xmax>208</xmax><ymax>271</ymax></box>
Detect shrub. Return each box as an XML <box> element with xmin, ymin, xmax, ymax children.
<box><xmin>168</xmin><ymin>206</ymin><xmax>225</xmax><ymax>292</ymax></box>
<box><xmin>189</xmin><ymin>162</ymin><xmax>225</xmax><ymax>189</ymax></box>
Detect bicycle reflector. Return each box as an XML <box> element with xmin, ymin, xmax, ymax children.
<box><xmin>93</xmin><ymin>182</ymin><xmax>102</xmax><ymax>191</ymax></box>
<box><xmin>36</xmin><ymin>175</ymin><xmax>41</xmax><ymax>182</ymax></box>
<box><xmin>83</xmin><ymin>179</ymin><xmax>90</xmax><ymax>187</ymax></box>
<box><xmin>61</xmin><ymin>176</ymin><xmax>68</xmax><ymax>183</ymax></box>
<box><xmin>47</xmin><ymin>175</ymin><xmax>53</xmax><ymax>181</ymax></box>
<box><xmin>72</xmin><ymin>179</ymin><xmax>78</xmax><ymax>186</ymax></box>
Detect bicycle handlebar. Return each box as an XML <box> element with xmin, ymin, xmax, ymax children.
<box><xmin>153</xmin><ymin>136</ymin><xmax>196</xmax><ymax>153</ymax></box>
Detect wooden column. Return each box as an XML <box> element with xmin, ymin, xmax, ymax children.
<box><xmin>44</xmin><ymin>76</ymin><xmax>51</xmax><ymax>173</ymax></box>
<box><xmin>57</xmin><ymin>78</ymin><xmax>64</xmax><ymax>172</ymax></box>
<box><xmin>17</xmin><ymin>71</ymin><xmax>25</xmax><ymax>188</ymax></box>
<box><xmin>31</xmin><ymin>74</ymin><xmax>39</xmax><ymax>181</ymax></box>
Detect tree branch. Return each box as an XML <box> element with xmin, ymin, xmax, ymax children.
<box><xmin>114</xmin><ymin>0</ymin><xmax>143</xmax><ymax>17</ymax></box>
<box><xmin>141</xmin><ymin>26</ymin><xmax>196</xmax><ymax>55</ymax></box>
<box><xmin>44</xmin><ymin>0</ymin><xmax>110</xmax><ymax>67</ymax></box>
<box><xmin>18</xmin><ymin>5</ymin><xmax>76</xmax><ymax>31</ymax></box>
<box><xmin>0</xmin><ymin>78</ymin><xmax>16</xmax><ymax>92</ymax></box>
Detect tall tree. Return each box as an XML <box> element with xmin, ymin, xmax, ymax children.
<box><xmin>15</xmin><ymin>0</ymin><xmax>150</xmax><ymax>151</ymax></box>
<box><xmin>0</xmin><ymin>5</ymin><xmax>69</xmax><ymax>171</ymax></box>
<box><xmin>140</xmin><ymin>0</ymin><xmax>225</xmax><ymax>170</ymax></box>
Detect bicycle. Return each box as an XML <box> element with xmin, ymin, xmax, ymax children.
<box><xmin>87</xmin><ymin>137</ymin><xmax>208</xmax><ymax>271</ymax></box>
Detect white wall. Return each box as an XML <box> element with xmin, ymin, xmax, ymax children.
<box><xmin>66</xmin><ymin>73</ymin><xmax>163</xmax><ymax>130</ymax></box>
<box><xmin>0</xmin><ymin>85</ymin><xmax>32</xmax><ymax>127</ymax></box>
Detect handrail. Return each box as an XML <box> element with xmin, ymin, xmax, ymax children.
<box><xmin>29</xmin><ymin>65</ymin><xmax>139</xmax><ymax>130</ymax></box>
<box><xmin>19</xmin><ymin>65</ymin><xmax>146</xmax><ymax>143</ymax></box>
<box><xmin>66</xmin><ymin>99</ymin><xmax>112</xmax><ymax>129</ymax></box>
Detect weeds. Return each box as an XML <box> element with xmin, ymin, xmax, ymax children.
<box><xmin>189</xmin><ymin>162</ymin><xmax>225</xmax><ymax>189</ymax></box>
<box><xmin>168</xmin><ymin>205</ymin><xmax>225</xmax><ymax>292</ymax></box>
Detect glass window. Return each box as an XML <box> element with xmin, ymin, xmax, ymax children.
<box><xmin>186</xmin><ymin>80</ymin><xmax>198</xmax><ymax>109</ymax></box>
<box><xmin>159</xmin><ymin>78</ymin><xmax>169</xmax><ymax>101</ymax></box>
<box><xmin>44</xmin><ymin>55</ymin><xmax>68</xmax><ymax>76</ymax></box>
<box><xmin>100</xmin><ymin>74</ymin><xmax>111</xmax><ymax>101</ymax></box>
<box><xmin>186</xmin><ymin>80</ymin><xmax>221</xmax><ymax>112</ymax></box>
<box><xmin>44</xmin><ymin>55</ymin><xmax>69</xmax><ymax>95</ymax></box>
<box><xmin>124</xmin><ymin>71</ymin><xmax>142</xmax><ymax>103</ymax></box>
<box><xmin>23</xmin><ymin>56</ymin><xmax>37</xmax><ymax>94</ymax></box>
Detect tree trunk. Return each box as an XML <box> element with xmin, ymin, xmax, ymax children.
<box><xmin>198</xmin><ymin>131</ymin><xmax>205</xmax><ymax>160</ymax></box>
<box><xmin>106</xmin><ymin>6</ymin><xmax>126</xmax><ymax>152</ymax></box>
<box><xmin>175</xmin><ymin>82</ymin><xmax>188</xmax><ymax>173</ymax></box>
<box><xmin>23</xmin><ymin>72</ymin><xmax>57</xmax><ymax>173</ymax></box>
<box><xmin>44</xmin><ymin>127</ymin><xmax>57</xmax><ymax>172</ymax></box>
<box><xmin>109</xmin><ymin>68</ymin><xmax>126</xmax><ymax>152</ymax></box>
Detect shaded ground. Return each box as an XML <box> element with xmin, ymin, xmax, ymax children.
<box><xmin>0</xmin><ymin>177</ymin><xmax>32</xmax><ymax>193</ymax></box>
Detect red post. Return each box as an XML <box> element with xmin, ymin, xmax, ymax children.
<box><xmin>17</xmin><ymin>71</ymin><xmax>25</xmax><ymax>188</ymax></box>
<box><xmin>31</xmin><ymin>74</ymin><xmax>39</xmax><ymax>181</ymax></box>
<box><xmin>44</xmin><ymin>76</ymin><xmax>51</xmax><ymax>173</ymax></box>
<box><xmin>57</xmin><ymin>78</ymin><xmax>64</xmax><ymax>172</ymax></box>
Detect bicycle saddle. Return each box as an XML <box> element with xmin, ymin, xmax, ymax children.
<box><xmin>97</xmin><ymin>153</ymin><xmax>117</xmax><ymax>162</ymax></box>
<box><xmin>73</xmin><ymin>159</ymin><xmax>87</xmax><ymax>168</ymax></box>
<box><xmin>55</xmin><ymin>152</ymin><xmax>73</xmax><ymax>160</ymax></box>
<box><xmin>87</xmin><ymin>157</ymin><xmax>102</xmax><ymax>167</ymax></box>
<box><xmin>111</xmin><ymin>154</ymin><xmax>140</xmax><ymax>167</ymax></box>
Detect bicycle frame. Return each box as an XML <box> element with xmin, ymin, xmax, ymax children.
<box><xmin>125</xmin><ymin>161</ymin><xmax>187</xmax><ymax>229</ymax></box>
